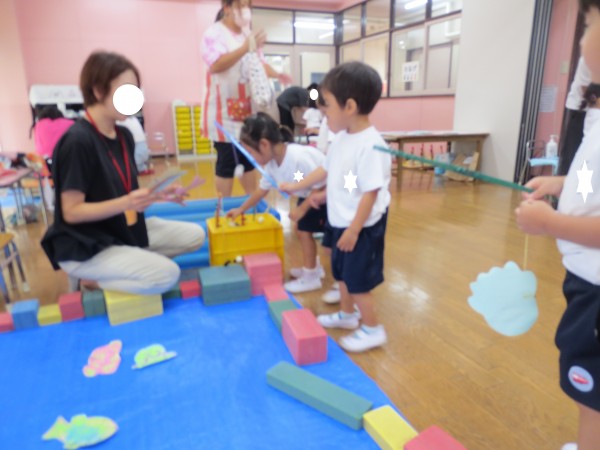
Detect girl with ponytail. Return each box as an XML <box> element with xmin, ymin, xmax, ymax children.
<box><xmin>226</xmin><ymin>112</ymin><xmax>330</xmax><ymax>294</ymax></box>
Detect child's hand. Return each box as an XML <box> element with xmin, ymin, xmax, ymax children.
<box><xmin>515</xmin><ymin>200</ymin><xmax>555</xmax><ymax>235</ymax></box>
<box><xmin>523</xmin><ymin>176</ymin><xmax>565</xmax><ymax>201</ymax></box>
<box><xmin>337</xmin><ymin>228</ymin><xmax>359</xmax><ymax>252</ymax></box>
<box><xmin>279</xmin><ymin>182</ymin><xmax>297</xmax><ymax>194</ymax></box>
<box><xmin>226</xmin><ymin>208</ymin><xmax>243</xmax><ymax>219</ymax></box>
<box><xmin>308</xmin><ymin>190</ymin><xmax>326</xmax><ymax>208</ymax></box>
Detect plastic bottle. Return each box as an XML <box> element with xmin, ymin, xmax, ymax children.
<box><xmin>545</xmin><ymin>135</ymin><xmax>558</xmax><ymax>158</ymax></box>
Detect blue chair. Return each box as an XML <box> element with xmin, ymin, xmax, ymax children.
<box><xmin>519</xmin><ymin>139</ymin><xmax>559</xmax><ymax>184</ymax></box>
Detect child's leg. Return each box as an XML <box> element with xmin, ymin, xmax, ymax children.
<box><xmin>352</xmin><ymin>292</ymin><xmax>378</xmax><ymax>327</ymax></box>
<box><xmin>297</xmin><ymin>230</ymin><xmax>317</xmax><ymax>269</ymax></box>
<box><xmin>576</xmin><ymin>402</ymin><xmax>600</xmax><ymax>449</ymax></box>
<box><xmin>338</xmin><ymin>281</ymin><xmax>356</xmax><ymax>314</ymax></box>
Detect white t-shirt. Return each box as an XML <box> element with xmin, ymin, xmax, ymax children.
<box><xmin>117</xmin><ymin>117</ymin><xmax>146</xmax><ymax>143</ymax></box>
<box><xmin>323</xmin><ymin>127</ymin><xmax>391</xmax><ymax>228</ymax></box>
<box><xmin>557</xmin><ymin>120</ymin><xmax>600</xmax><ymax>284</ymax></box>
<box><xmin>316</xmin><ymin>117</ymin><xmax>336</xmax><ymax>154</ymax></box>
<box><xmin>303</xmin><ymin>108</ymin><xmax>323</xmax><ymax>129</ymax></box>
<box><xmin>259</xmin><ymin>143</ymin><xmax>326</xmax><ymax>198</ymax></box>
<box><xmin>584</xmin><ymin>108</ymin><xmax>600</xmax><ymax>137</ymax></box>
<box><xmin>565</xmin><ymin>57</ymin><xmax>591</xmax><ymax>111</ymax></box>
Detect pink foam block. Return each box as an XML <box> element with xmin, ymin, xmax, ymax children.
<box><xmin>263</xmin><ymin>284</ymin><xmax>289</xmax><ymax>303</ymax></box>
<box><xmin>282</xmin><ymin>309</ymin><xmax>327</xmax><ymax>366</ymax></box>
<box><xmin>244</xmin><ymin>253</ymin><xmax>282</xmax><ymax>295</ymax></box>
<box><xmin>0</xmin><ymin>312</ymin><xmax>15</xmax><ymax>333</ymax></box>
<box><xmin>180</xmin><ymin>280</ymin><xmax>201</xmax><ymax>299</ymax></box>
<box><xmin>58</xmin><ymin>291</ymin><xmax>85</xmax><ymax>321</ymax></box>
<box><xmin>405</xmin><ymin>426</ymin><xmax>467</xmax><ymax>450</ymax></box>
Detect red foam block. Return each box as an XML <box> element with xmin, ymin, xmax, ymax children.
<box><xmin>405</xmin><ymin>426</ymin><xmax>467</xmax><ymax>450</ymax></box>
<box><xmin>58</xmin><ymin>292</ymin><xmax>84</xmax><ymax>321</ymax></box>
<box><xmin>0</xmin><ymin>312</ymin><xmax>14</xmax><ymax>333</ymax></box>
<box><xmin>180</xmin><ymin>280</ymin><xmax>201</xmax><ymax>299</ymax></box>
<box><xmin>263</xmin><ymin>284</ymin><xmax>289</xmax><ymax>303</ymax></box>
<box><xmin>244</xmin><ymin>253</ymin><xmax>282</xmax><ymax>295</ymax></box>
<box><xmin>282</xmin><ymin>309</ymin><xmax>327</xmax><ymax>366</ymax></box>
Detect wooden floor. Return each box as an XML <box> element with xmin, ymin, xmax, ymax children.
<box><xmin>3</xmin><ymin>158</ymin><xmax>576</xmax><ymax>449</ymax></box>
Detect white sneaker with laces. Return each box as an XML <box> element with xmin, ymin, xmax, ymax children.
<box><xmin>317</xmin><ymin>311</ymin><xmax>360</xmax><ymax>329</ymax></box>
<box><xmin>321</xmin><ymin>285</ymin><xmax>341</xmax><ymax>304</ymax></box>
<box><xmin>284</xmin><ymin>275</ymin><xmax>322</xmax><ymax>293</ymax></box>
<box><xmin>561</xmin><ymin>444</ymin><xmax>577</xmax><ymax>450</ymax></box>
<box><xmin>339</xmin><ymin>326</ymin><xmax>387</xmax><ymax>353</ymax></box>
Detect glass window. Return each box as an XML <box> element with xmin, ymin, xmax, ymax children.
<box><xmin>366</xmin><ymin>0</ymin><xmax>391</xmax><ymax>36</ymax></box>
<box><xmin>342</xmin><ymin>5</ymin><xmax>362</xmax><ymax>42</ymax></box>
<box><xmin>264</xmin><ymin>53</ymin><xmax>291</xmax><ymax>95</ymax></box>
<box><xmin>390</xmin><ymin>27</ymin><xmax>426</xmax><ymax>95</ymax></box>
<box><xmin>340</xmin><ymin>42</ymin><xmax>362</xmax><ymax>63</ymax></box>
<box><xmin>425</xmin><ymin>18</ymin><xmax>460</xmax><ymax>90</ymax></box>
<box><xmin>294</xmin><ymin>12</ymin><xmax>335</xmax><ymax>45</ymax></box>
<box><xmin>431</xmin><ymin>0</ymin><xmax>463</xmax><ymax>18</ymax></box>
<box><xmin>394</xmin><ymin>0</ymin><xmax>426</xmax><ymax>28</ymax></box>
<box><xmin>363</xmin><ymin>35</ymin><xmax>390</xmax><ymax>97</ymax></box>
<box><xmin>252</xmin><ymin>9</ymin><xmax>293</xmax><ymax>43</ymax></box>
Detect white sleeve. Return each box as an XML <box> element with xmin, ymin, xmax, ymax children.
<box><xmin>357</xmin><ymin>138</ymin><xmax>389</xmax><ymax>192</ymax></box>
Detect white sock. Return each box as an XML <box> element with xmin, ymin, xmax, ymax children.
<box><xmin>303</xmin><ymin>267</ymin><xmax>320</xmax><ymax>278</ymax></box>
<box><xmin>339</xmin><ymin>310</ymin><xmax>357</xmax><ymax>319</ymax></box>
<box><xmin>361</xmin><ymin>324</ymin><xmax>383</xmax><ymax>334</ymax></box>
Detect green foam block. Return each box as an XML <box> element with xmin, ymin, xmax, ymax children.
<box><xmin>268</xmin><ymin>300</ymin><xmax>298</xmax><ymax>332</ymax></box>
<box><xmin>266</xmin><ymin>361</ymin><xmax>373</xmax><ymax>430</ymax></box>
<box><xmin>162</xmin><ymin>287</ymin><xmax>182</xmax><ymax>300</ymax></box>
<box><xmin>82</xmin><ymin>290</ymin><xmax>106</xmax><ymax>318</ymax></box>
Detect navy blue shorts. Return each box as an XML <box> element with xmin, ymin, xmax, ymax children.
<box><xmin>329</xmin><ymin>212</ymin><xmax>387</xmax><ymax>294</ymax></box>
<box><xmin>556</xmin><ymin>271</ymin><xmax>600</xmax><ymax>411</ymax></box>
<box><xmin>214</xmin><ymin>142</ymin><xmax>255</xmax><ymax>178</ymax></box>
<box><xmin>321</xmin><ymin>222</ymin><xmax>333</xmax><ymax>249</ymax></box>
<box><xmin>296</xmin><ymin>198</ymin><xmax>327</xmax><ymax>233</ymax></box>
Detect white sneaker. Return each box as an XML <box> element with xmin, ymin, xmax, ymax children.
<box><xmin>561</xmin><ymin>444</ymin><xmax>577</xmax><ymax>450</ymax></box>
<box><xmin>339</xmin><ymin>326</ymin><xmax>387</xmax><ymax>353</ymax></box>
<box><xmin>321</xmin><ymin>285</ymin><xmax>341</xmax><ymax>304</ymax></box>
<box><xmin>289</xmin><ymin>265</ymin><xmax>325</xmax><ymax>279</ymax></box>
<box><xmin>317</xmin><ymin>311</ymin><xmax>360</xmax><ymax>329</ymax></box>
<box><xmin>284</xmin><ymin>275</ymin><xmax>322</xmax><ymax>293</ymax></box>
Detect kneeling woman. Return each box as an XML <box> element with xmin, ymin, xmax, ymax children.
<box><xmin>42</xmin><ymin>51</ymin><xmax>204</xmax><ymax>295</ymax></box>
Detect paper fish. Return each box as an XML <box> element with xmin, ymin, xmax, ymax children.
<box><xmin>82</xmin><ymin>340</ymin><xmax>122</xmax><ymax>378</ymax></box>
<box><xmin>132</xmin><ymin>344</ymin><xmax>177</xmax><ymax>370</ymax></box>
<box><xmin>468</xmin><ymin>261</ymin><xmax>538</xmax><ymax>337</ymax></box>
<box><xmin>42</xmin><ymin>415</ymin><xmax>118</xmax><ymax>449</ymax></box>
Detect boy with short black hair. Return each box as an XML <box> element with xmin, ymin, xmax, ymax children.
<box><xmin>516</xmin><ymin>1</ymin><xmax>600</xmax><ymax>448</ymax></box>
<box><xmin>281</xmin><ymin>61</ymin><xmax>391</xmax><ymax>352</ymax></box>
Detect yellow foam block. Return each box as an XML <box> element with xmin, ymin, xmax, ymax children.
<box><xmin>104</xmin><ymin>291</ymin><xmax>163</xmax><ymax>326</ymax></box>
<box><xmin>37</xmin><ymin>304</ymin><xmax>62</xmax><ymax>326</ymax></box>
<box><xmin>363</xmin><ymin>405</ymin><xmax>418</xmax><ymax>450</ymax></box>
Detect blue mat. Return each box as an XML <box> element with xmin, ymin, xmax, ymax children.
<box><xmin>0</xmin><ymin>296</ymin><xmax>399</xmax><ymax>449</ymax></box>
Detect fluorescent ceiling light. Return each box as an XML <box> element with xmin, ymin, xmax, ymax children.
<box><xmin>405</xmin><ymin>0</ymin><xmax>427</xmax><ymax>10</ymax></box>
<box><xmin>319</xmin><ymin>31</ymin><xmax>334</xmax><ymax>40</ymax></box>
<box><xmin>294</xmin><ymin>21</ymin><xmax>336</xmax><ymax>31</ymax></box>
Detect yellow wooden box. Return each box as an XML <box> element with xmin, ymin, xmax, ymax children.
<box><xmin>207</xmin><ymin>213</ymin><xmax>284</xmax><ymax>266</ymax></box>
<box><xmin>38</xmin><ymin>304</ymin><xmax>62</xmax><ymax>326</ymax></box>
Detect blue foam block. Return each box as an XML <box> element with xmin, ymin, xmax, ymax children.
<box><xmin>10</xmin><ymin>299</ymin><xmax>40</xmax><ymax>330</ymax></box>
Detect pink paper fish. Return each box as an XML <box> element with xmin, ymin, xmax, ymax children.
<box><xmin>82</xmin><ymin>340</ymin><xmax>122</xmax><ymax>378</ymax></box>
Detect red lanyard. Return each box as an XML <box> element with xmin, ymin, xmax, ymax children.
<box><xmin>85</xmin><ymin>111</ymin><xmax>133</xmax><ymax>193</ymax></box>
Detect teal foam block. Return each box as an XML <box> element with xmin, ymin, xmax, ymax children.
<box><xmin>268</xmin><ymin>300</ymin><xmax>299</xmax><ymax>332</ymax></box>
<box><xmin>82</xmin><ymin>290</ymin><xmax>106</xmax><ymax>318</ymax></box>
<box><xmin>179</xmin><ymin>269</ymin><xmax>199</xmax><ymax>282</ymax></box>
<box><xmin>11</xmin><ymin>299</ymin><xmax>40</xmax><ymax>330</ymax></box>
<box><xmin>199</xmin><ymin>265</ymin><xmax>251</xmax><ymax>306</ymax></box>
<box><xmin>162</xmin><ymin>287</ymin><xmax>182</xmax><ymax>301</ymax></box>
<box><xmin>267</xmin><ymin>361</ymin><xmax>373</xmax><ymax>430</ymax></box>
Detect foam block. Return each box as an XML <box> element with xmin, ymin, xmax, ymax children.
<box><xmin>179</xmin><ymin>268</ymin><xmax>200</xmax><ymax>282</ymax></box>
<box><xmin>266</xmin><ymin>361</ymin><xmax>373</xmax><ymax>430</ymax></box>
<box><xmin>37</xmin><ymin>304</ymin><xmax>62</xmax><ymax>326</ymax></box>
<box><xmin>0</xmin><ymin>312</ymin><xmax>14</xmax><ymax>333</ymax></box>
<box><xmin>282</xmin><ymin>309</ymin><xmax>327</xmax><ymax>366</ymax></box>
<box><xmin>10</xmin><ymin>299</ymin><xmax>40</xmax><ymax>330</ymax></box>
<box><xmin>199</xmin><ymin>265</ymin><xmax>251</xmax><ymax>306</ymax></box>
<box><xmin>263</xmin><ymin>284</ymin><xmax>289</xmax><ymax>302</ymax></box>
<box><xmin>59</xmin><ymin>292</ymin><xmax>85</xmax><ymax>321</ymax></box>
<box><xmin>405</xmin><ymin>425</ymin><xmax>467</xmax><ymax>450</ymax></box>
<box><xmin>243</xmin><ymin>253</ymin><xmax>283</xmax><ymax>296</ymax></box>
<box><xmin>180</xmin><ymin>280</ymin><xmax>201</xmax><ymax>299</ymax></box>
<box><xmin>162</xmin><ymin>287</ymin><xmax>182</xmax><ymax>300</ymax></box>
<box><xmin>104</xmin><ymin>291</ymin><xmax>163</xmax><ymax>326</ymax></box>
<box><xmin>82</xmin><ymin>290</ymin><xmax>106</xmax><ymax>318</ymax></box>
<box><xmin>268</xmin><ymin>300</ymin><xmax>298</xmax><ymax>332</ymax></box>
<box><xmin>363</xmin><ymin>405</ymin><xmax>418</xmax><ymax>450</ymax></box>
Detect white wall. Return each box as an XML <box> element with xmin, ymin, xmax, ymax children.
<box><xmin>453</xmin><ymin>0</ymin><xmax>536</xmax><ymax>180</ymax></box>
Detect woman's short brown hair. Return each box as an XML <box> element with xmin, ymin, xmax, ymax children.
<box><xmin>80</xmin><ymin>51</ymin><xmax>141</xmax><ymax>107</ymax></box>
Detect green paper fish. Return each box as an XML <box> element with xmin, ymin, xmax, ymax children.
<box><xmin>42</xmin><ymin>415</ymin><xmax>117</xmax><ymax>449</ymax></box>
<box><xmin>132</xmin><ymin>344</ymin><xmax>177</xmax><ymax>370</ymax></box>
